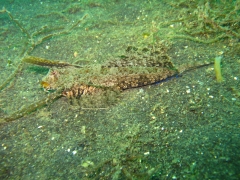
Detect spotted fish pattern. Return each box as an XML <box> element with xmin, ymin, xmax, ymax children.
<box><xmin>36</xmin><ymin>42</ymin><xmax>212</xmax><ymax>100</ymax></box>
<box><xmin>40</xmin><ymin>42</ymin><xmax>179</xmax><ymax>98</ymax></box>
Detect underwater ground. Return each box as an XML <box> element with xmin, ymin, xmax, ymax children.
<box><xmin>0</xmin><ymin>0</ymin><xmax>240</xmax><ymax>179</ymax></box>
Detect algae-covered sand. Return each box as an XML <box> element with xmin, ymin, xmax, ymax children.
<box><xmin>0</xmin><ymin>0</ymin><xmax>240</xmax><ymax>179</ymax></box>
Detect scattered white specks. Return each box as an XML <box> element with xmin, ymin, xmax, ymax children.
<box><xmin>2</xmin><ymin>144</ymin><xmax>7</xmax><ymax>150</ymax></box>
<box><xmin>45</xmin><ymin>45</ymin><xmax>50</xmax><ymax>49</ymax></box>
<box><xmin>234</xmin><ymin>77</ymin><xmax>238</xmax><ymax>80</ymax></box>
<box><xmin>37</xmin><ymin>126</ymin><xmax>43</xmax><ymax>129</ymax></box>
<box><xmin>66</xmin><ymin>148</ymin><xmax>77</xmax><ymax>155</ymax></box>
<box><xmin>81</xmin><ymin>126</ymin><xmax>86</xmax><ymax>134</ymax></box>
<box><xmin>72</xmin><ymin>150</ymin><xmax>77</xmax><ymax>155</ymax></box>
<box><xmin>179</xmin><ymin>130</ymin><xmax>183</xmax><ymax>133</ymax></box>
<box><xmin>166</xmin><ymin>89</ymin><xmax>169</xmax><ymax>93</ymax></box>
<box><xmin>138</xmin><ymin>88</ymin><xmax>144</xmax><ymax>94</ymax></box>
<box><xmin>198</xmin><ymin>81</ymin><xmax>204</xmax><ymax>85</ymax></box>
<box><xmin>151</xmin><ymin>116</ymin><xmax>156</xmax><ymax>120</ymax></box>
<box><xmin>209</xmin><ymin>95</ymin><xmax>214</xmax><ymax>98</ymax></box>
<box><xmin>207</xmin><ymin>88</ymin><xmax>210</xmax><ymax>91</ymax></box>
<box><xmin>51</xmin><ymin>137</ymin><xmax>55</xmax><ymax>140</ymax></box>
<box><xmin>144</xmin><ymin>151</ymin><xmax>150</xmax><ymax>155</ymax></box>
<box><xmin>218</xmin><ymin>51</ymin><xmax>224</xmax><ymax>55</ymax></box>
<box><xmin>186</xmin><ymin>86</ymin><xmax>191</xmax><ymax>93</ymax></box>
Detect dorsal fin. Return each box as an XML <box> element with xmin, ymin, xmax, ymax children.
<box><xmin>23</xmin><ymin>56</ymin><xmax>82</xmax><ymax>68</ymax></box>
<box><xmin>103</xmin><ymin>43</ymin><xmax>172</xmax><ymax>68</ymax></box>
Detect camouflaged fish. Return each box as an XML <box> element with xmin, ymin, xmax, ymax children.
<box><xmin>1</xmin><ymin>42</ymin><xmax>214</xmax><ymax>124</ymax></box>
<box><xmin>24</xmin><ymin>43</ymin><xmax>213</xmax><ymax>99</ymax></box>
